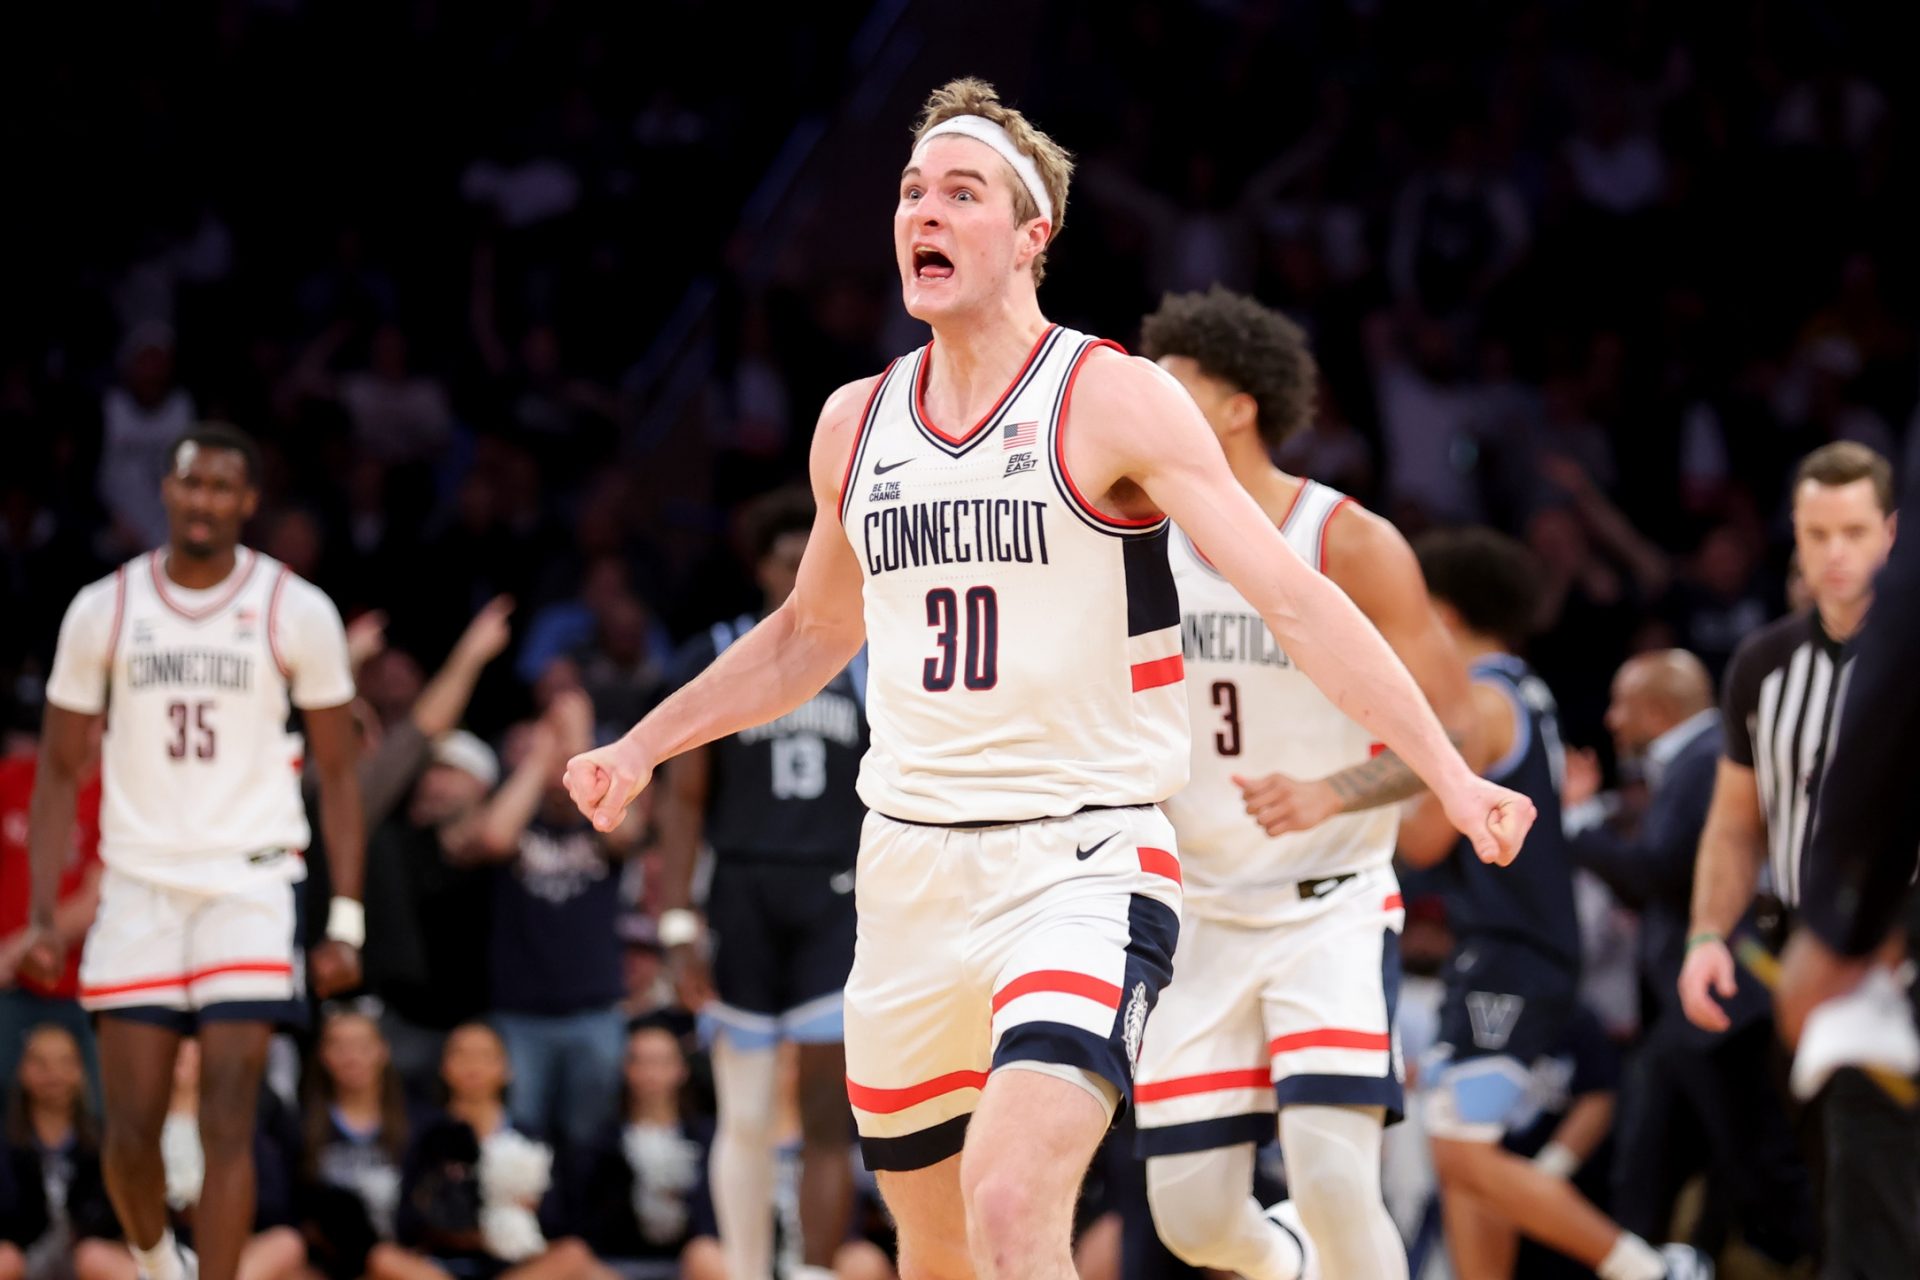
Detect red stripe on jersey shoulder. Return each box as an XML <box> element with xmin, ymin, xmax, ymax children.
<box><xmin>105</xmin><ymin>564</ymin><xmax>129</xmax><ymax>671</ymax></box>
<box><xmin>1317</xmin><ymin>496</ymin><xmax>1358</xmax><ymax>574</ymax></box>
<box><xmin>266</xmin><ymin>566</ymin><xmax>293</xmax><ymax>679</ymax></box>
<box><xmin>991</xmin><ymin>969</ymin><xmax>1122</xmax><ymax>1014</ymax></box>
<box><xmin>1137</xmin><ymin>846</ymin><xmax>1181</xmax><ymax>885</ymax></box>
<box><xmin>1130</xmin><ymin>654</ymin><xmax>1184</xmax><ymax>692</ymax></box>
<box><xmin>836</xmin><ymin>360</ymin><xmax>900</xmax><ymax>520</ymax></box>
<box><xmin>1053</xmin><ymin>340</ymin><xmax>1164</xmax><ymax>531</ymax></box>
<box><xmin>914</xmin><ymin>325</ymin><xmax>1057</xmax><ymax>447</ymax></box>
<box><xmin>1135</xmin><ymin>1068</ymin><xmax>1270</xmax><ymax>1103</ymax></box>
<box><xmin>845</xmin><ymin>1069</ymin><xmax>988</xmax><ymax>1115</ymax></box>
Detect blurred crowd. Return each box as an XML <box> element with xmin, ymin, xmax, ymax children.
<box><xmin>1</xmin><ymin>1</ymin><xmax>1916</xmax><ymax>1278</ymax></box>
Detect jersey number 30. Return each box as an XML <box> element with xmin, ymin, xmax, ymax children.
<box><xmin>923</xmin><ymin>587</ymin><xmax>998</xmax><ymax>692</ymax></box>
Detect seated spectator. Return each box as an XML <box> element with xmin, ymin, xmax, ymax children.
<box><xmin>0</xmin><ymin>1136</ymin><xmax>42</xmax><ymax>1280</ymax></box>
<box><xmin>73</xmin><ymin>1040</ymin><xmax>305</xmax><ymax>1280</ymax></box>
<box><xmin>301</xmin><ymin>1010</ymin><xmax>414</xmax><ymax>1280</ymax></box>
<box><xmin>6</xmin><ymin>1023</ymin><xmax>115</xmax><ymax>1277</ymax></box>
<box><xmin>570</xmin><ymin>1022</ymin><xmax>721</xmax><ymax>1280</ymax></box>
<box><xmin>373</xmin><ymin>1025</ymin><xmax>609</xmax><ymax>1280</ymax></box>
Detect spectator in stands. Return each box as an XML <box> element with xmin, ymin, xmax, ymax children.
<box><xmin>339</xmin><ymin>326</ymin><xmax>455</xmax><ymax>469</ymax></box>
<box><xmin>466</xmin><ymin>690</ymin><xmax>639</xmax><ymax>1154</ymax></box>
<box><xmin>97</xmin><ymin>326</ymin><xmax>195</xmax><ymax>557</ymax></box>
<box><xmin>570</xmin><ymin>1020</ymin><xmax>722</xmax><ymax>1280</ymax></box>
<box><xmin>361</xmin><ymin>733</ymin><xmax>500</xmax><ymax>1104</ymax></box>
<box><xmin>7</xmin><ymin>1024</ymin><xmax>114</xmax><ymax>1276</ymax></box>
<box><xmin>300</xmin><ymin>1010</ymin><xmax>413</xmax><ymax>1280</ymax></box>
<box><xmin>0</xmin><ymin>720</ymin><xmax>103</xmax><ymax>1102</ymax></box>
<box><xmin>373</xmin><ymin>1024</ymin><xmax>609</xmax><ymax>1280</ymax></box>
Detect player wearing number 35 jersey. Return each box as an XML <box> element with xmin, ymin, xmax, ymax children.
<box><xmin>564</xmin><ymin>77</ymin><xmax>1531</xmax><ymax>1279</ymax></box>
<box><xmin>25</xmin><ymin>422</ymin><xmax>365</xmax><ymax>1280</ymax></box>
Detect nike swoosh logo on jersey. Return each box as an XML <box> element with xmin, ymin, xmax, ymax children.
<box><xmin>873</xmin><ymin>458</ymin><xmax>913</xmax><ymax>475</ymax></box>
<box><xmin>1075</xmin><ymin>833</ymin><xmax>1118</xmax><ymax>860</ymax></box>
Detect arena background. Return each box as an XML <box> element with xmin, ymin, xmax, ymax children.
<box><xmin>0</xmin><ymin>2</ymin><xmax>1914</xmax><ymax>1278</ymax></box>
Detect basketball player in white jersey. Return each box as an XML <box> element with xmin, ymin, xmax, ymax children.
<box><xmin>22</xmin><ymin>424</ymin><xmax>364</xmax><ymax>1280</ymax></box>
<box><xmin>1131</xmin><ymin>287</ymin><xmax>1475</xmax><ymax>1280</ymax></box>
<box><xmin>564</xmin><ymin>78</ymin><xmax>1532</xmax><ymax>1280</ymax></box>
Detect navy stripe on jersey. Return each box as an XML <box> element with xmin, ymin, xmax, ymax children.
<box><xmin>906</xmin><ymin>325</ymin><xmax>1066</xmax><ymax>459</ymax></box>
<box><xmin>1046</xmin><ymin>338</ymin><xmax>1168</xmax><ymax>538</ymax></box>
<box><xmin>837</xmin><ymin>360</ymin><xmax>904</xmax><ymax>522</ymax></box>
<box><xmin>1123</xmin><ymin>527</ymin><xmax>1180</xmax><ymax>637</ymax></box>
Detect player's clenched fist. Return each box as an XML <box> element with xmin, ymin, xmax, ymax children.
<box><xmin>564</xmin><ymin>740</ymin><xmax>653</xmax><ymax>832</ymax></box>
<box><xmin>1441</xmin><ymin>776</ymin><xmax>1535</xmax><ymax>867</ymax></box>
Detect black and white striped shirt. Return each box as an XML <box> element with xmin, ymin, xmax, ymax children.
<box><xmin>1720</xmin><ymin>611</ymin><xmax>1853</xmax><ymax>907</ymax></box>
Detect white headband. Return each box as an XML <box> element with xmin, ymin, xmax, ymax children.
<box><xmin>914</xmin><ymin>114</ymin><xmax>1054</xmax><ymax>226</ymax></box>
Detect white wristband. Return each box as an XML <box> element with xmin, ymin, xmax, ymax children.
<box><xmin>657</xmin><ymin>908</ymin><xmax>701</xmax><ymax>949</ymax></box>
<box><xmin>326</xmin><ymin>897</ymin><xmax>367</xmax><ymax>949</ymax></box>
<box><xmin>1533</xmin><ymin>1140</ymin><xmax>1581</xmax><ymax>1179</ymax></box>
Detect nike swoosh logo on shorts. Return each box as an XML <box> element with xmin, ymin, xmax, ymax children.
<box><xmin>873</xmin><ymin>458</ymin><xmax>913</xmax><ymax>474</ymax></box>
<box><xmin>1075</xmin><ymin>833</ymin><xmax>1118</xmax><ymax>860</ymax></box>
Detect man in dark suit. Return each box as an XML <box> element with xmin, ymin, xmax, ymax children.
<box><xmin>1568</xmin><ymin>650</ymin><xmax>1814</xmax><ymax>1269</ymax></box>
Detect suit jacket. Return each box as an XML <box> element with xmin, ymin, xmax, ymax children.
<box><xmin>1568</xmin><ymin>721</ymin><xmax>1769</xmax><ymax>1039</ymax></box>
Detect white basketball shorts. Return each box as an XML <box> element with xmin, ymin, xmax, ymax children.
<box><xmin>1135</xmin><ymin>864</ymin><xmax>1405</xmax><ymax>1157</ymax></box>
<box><xmin>79</xmin><ymin>866</ymin><xmax>305</xmax><ymax>1029</ymax></box>
<box><xmin>844</xmin><ymin>804</ymin><xmax>1183</xmax><ymax>1171</ymax></box>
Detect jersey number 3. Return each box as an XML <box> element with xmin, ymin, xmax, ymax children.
<box><xmin>1211</xmin><ymin>681</ymin><xmax>1241</xmax><ymax>757</ymax></box>
<box><xmin>923</xmin><ymin>587</ymin><xmax>998</xmax><ymax>692</ymax></box>
<box><xmin>167</xmin><ymin>700</ymin><xmax>217</xmax><ymax>761</ymax></box>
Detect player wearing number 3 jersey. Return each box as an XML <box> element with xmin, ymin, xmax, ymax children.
<box><xmin>565</xmin><ymin>78</ymin><xmax>1533</xmax><ymax>1280</ymax></box>
<box><xmin>1132</xmin><ymin>288</ymin><xmax>1477</xmax><ymax>1280</ymax></box>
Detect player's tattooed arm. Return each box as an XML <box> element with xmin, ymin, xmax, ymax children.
<box><xmin>1235</xmin><ymin>733</ymin><xmax>1464</xmax><ymax>837</ymax></box>
<box><xmin>1236</xmin><ymin>499</ymin><xmax>1478</xmax><ymax>836</ymax></box>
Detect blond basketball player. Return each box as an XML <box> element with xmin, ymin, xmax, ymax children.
<box><xmin>564</xmin><ymin>79</ymin><xmax>1533</xmax><ymax>1280</ymax></box>
<box><xmin>1133</xmin><ymin>288</ymin><xmax>1474</xmax><ymax>1280</ymax></box>
<box><xmin>23</xmin><ymin>424</ymin><xmax>364</xmax><ymax>1280</ymax></box>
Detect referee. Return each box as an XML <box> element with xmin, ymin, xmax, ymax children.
<box><xmin>1678</xmin><ymin>442</ymin><xmax>1896</xmax><ymax>1030</ymax></box>
<box><xmin>1777</xmin><ymin>454</ymin><xmax>1920</xmax><ymax>1279</ymax></box>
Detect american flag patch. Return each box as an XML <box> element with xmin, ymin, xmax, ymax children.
<box><xmin>1003</xmin><ymin>421</ymin><xmax>1037</xmax><ymax>449</ymax></box>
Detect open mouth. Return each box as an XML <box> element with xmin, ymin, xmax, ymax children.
<box><xmin>913</xmin><ymin>246</ymin><xmax>955</xmax><ymax>281</ymax></box>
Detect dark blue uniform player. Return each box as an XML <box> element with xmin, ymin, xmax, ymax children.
<box><xmin>654</xmin><ymin>488</ymin><xmax>869</xmax><ymax>1280</ymax></box>
<box><xmin>1402</xmin><ymin>529</ymin><xmax>1712</xmax><ymax>1280</ymax></box>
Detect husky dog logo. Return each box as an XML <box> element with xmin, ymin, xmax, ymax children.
<box><xmin>1123</xmin><ymin>982</ymin><xmax>1150</xmax><ymax>1075</ymax></box>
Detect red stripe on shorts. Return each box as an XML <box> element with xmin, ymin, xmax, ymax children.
<box><xmin>845</xmin><ymin>1070</ymin><xmax>988</xmax><ymax>1114</ymax></box>
<box><xmin>1137</xmin><ymin>846</ymin><xmax>1181</xmax><ymax>884</ymax></box>
<box><xmin>1384</xmin><ymin>892</ymin><xmax>1404</xmax><ymax>911</ymax></box>
<box><xmin>1130</xmin><ymin>655</ymin><xmax>1184</xmax><ymax>691</ymax></box>
<box><xmin>991</xmin><ymin>970</ymin><xmax>1122</xmax><ymax>1014</ymax></box>
<box><xmin>1268</xmin><ymin>1028</ymin><xmax>1391</xmax><ymax>1056</ymax></box>
<box><xmin>1135</xmin><ymin>1068</ymin><xmax>1271</xmax><ymax>1103</ymax></box>
<box><xmin>81</xmin><ymin>960</ymin><xmax>294</xmax><ymax>1000</ymax></box>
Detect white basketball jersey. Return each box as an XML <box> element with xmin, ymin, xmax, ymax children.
<box><xmin>1165</xmin><ymin>481</ymin><xmax>1399</xmax><ymax>921</ymax></box>
<box><xmin>44</xmin><ymin>548</ymin><xmax>354</xmax><ymax>892</ymax></box>
<box><xmin>839</xmin><ymin>324</ymin><xmax>1188</xmax><ymax>825</ymax></box>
